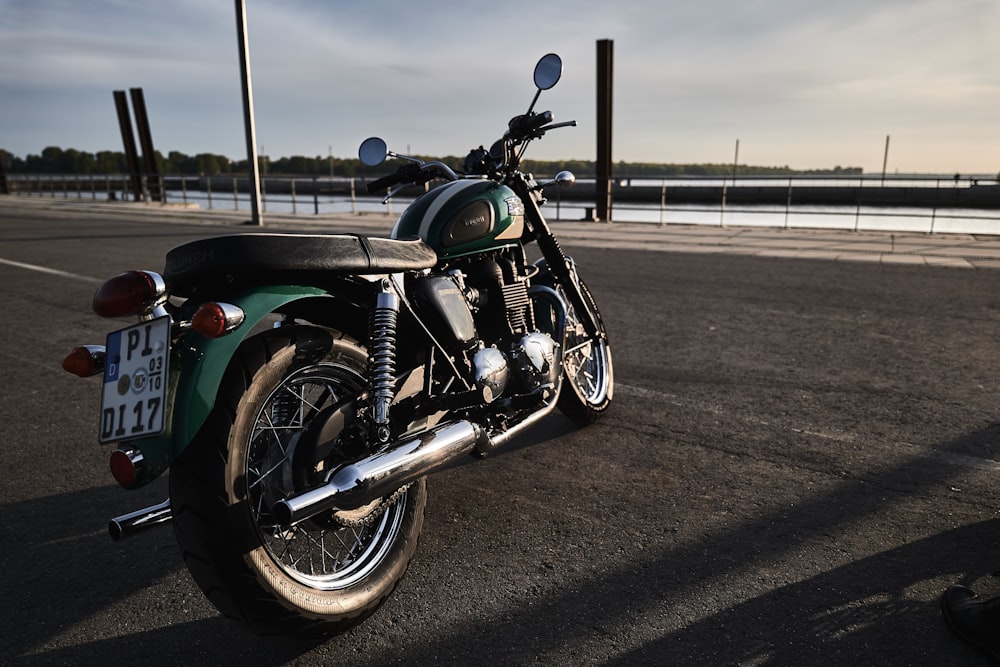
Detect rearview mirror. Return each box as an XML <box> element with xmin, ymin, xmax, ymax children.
<box><xmin>533</xmin><ymin>53</ymin><xmax>562</xmax><ymax>91</ymax></box>
<box><xmin>359</xmin><ymin>137</ymin><xmax>388</xmax><ymax>167</ymax></box>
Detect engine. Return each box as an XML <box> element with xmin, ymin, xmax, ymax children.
<box><xmin>410</xmin><ymin>253</ymin><xmax>561</xmax><ymax>404</ymax></box>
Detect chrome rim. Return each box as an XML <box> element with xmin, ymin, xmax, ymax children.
<box><xmin>244</xmin><ymin>364</ymin><xmax>406</xmax><ymax>590</ymax></box>
<box><xmin>561</xmin><ymin>287</ymin><xmax>611</xmax><ymax>406</ymax></box>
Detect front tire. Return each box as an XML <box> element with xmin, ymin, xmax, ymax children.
<box><xmin>169</xmin><ymin>327</ymin><xmax>425</xmax><ymax>637</ymax></box>
<box><xmin>556</xmin><ymin>275</ymin><xmax>614</xmax><ymax>424</ymax></box>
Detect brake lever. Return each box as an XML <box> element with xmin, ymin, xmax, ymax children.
<box><xmin>382</xmin><ymin>184</ymin><xmax>409</xmax><ymax>204</ymax></box>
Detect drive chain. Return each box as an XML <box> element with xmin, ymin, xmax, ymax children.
<box><xmin>333</xmin><ymin>483</ymin><xmax>412</xmax><ymax>528</ymax></box>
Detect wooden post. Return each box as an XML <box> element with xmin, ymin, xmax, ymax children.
<box><xmin>129</xmin><ymin>88</ymin><xmax>161</xmax><ymax>201</ymax></box>
<box><xmin>235</xmin><ymin>0</ymin><xmax>263</xmax><ymax>225</ymax></box>
<box><xmin>596</xmin><ymin>39</ymin><xmax>613</xmax><ymax>222</ymax></box>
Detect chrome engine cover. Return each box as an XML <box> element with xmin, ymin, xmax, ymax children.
<box><xmin>511</xmin><ymin>332</ymin><xmax>560</xmax><ymax>392</ymax></box>
<box><xmin>472</xmin><ymin>346</ymin><xmax>509</xmax><ymax>402</ymax></box>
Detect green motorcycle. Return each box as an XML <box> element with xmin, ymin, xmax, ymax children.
<box><xmin>63</xmin><ymin>53</ymin><xmax>613</xmax><ymax>637</ymax></box>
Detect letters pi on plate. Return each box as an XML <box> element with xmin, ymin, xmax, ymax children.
<box><xmin>99</xmin><ymin>316</ymin><xmax>170</xmax><ymax>444</ymax></box>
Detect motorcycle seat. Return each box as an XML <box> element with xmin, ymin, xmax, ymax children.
<box><xmin>163</xmin><ymin>233</ymin><xmax>438</xmax><ymax>295</ymax></box>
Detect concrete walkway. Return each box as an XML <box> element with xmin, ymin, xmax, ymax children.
<box><xmin>6</xmin><ymin>195</ymin><xmax>1000</xmax><ymax>269</ymax></box>
<box><xmin>550</xmin><ymin>220</ymin><xmax>1000</xmax><ymax>269</ymax></box>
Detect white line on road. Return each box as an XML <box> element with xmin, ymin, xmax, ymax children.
<box><xmin>0</xmin><ymin>257</ymin><xmax>102</xmax><ymax>284</ymax></box>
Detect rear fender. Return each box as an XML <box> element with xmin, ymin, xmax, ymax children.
<box><xmin>123</xmin><ymin>284</ymin><xmax>339</xmax><ymax>488</ymax></box>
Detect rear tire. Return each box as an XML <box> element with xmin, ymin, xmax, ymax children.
<box><xmin>169</xmin><ymin>326</ymin><xmax>425</xmax><ymax>637</ymax></box>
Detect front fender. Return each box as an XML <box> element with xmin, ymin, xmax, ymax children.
<box><xmin>127</xmin><ymin>284</ymin><xmax>329</xmax><ymax>487</ymax></box>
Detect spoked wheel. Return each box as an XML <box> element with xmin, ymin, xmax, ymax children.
<box><xmin>169</xmin><ymin>327</ymin><xmax>425</xmax><ymax>638</ymax></box>
<box><xmin>556</xmin><ymin>274</ymin><xmax>614</xmax><ymax>424</ymax></box>
<box><xmin>537</xmin><ymin>259</ymin><xmax>615</xmax><ymax>425</ymax></box>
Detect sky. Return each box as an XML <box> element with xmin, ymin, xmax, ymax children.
<box><xmin>3</xmin><ymin>0</ymin><xmax>1000</xmax><ymax>174</ymax></box>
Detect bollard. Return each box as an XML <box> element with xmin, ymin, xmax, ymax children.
<box><xmin>784</xmin><ymin>177</ymin><xmax>792</xmax><ymax>229</ymax></box>
<box><xmin>659</xmin><ymin>180</ymin><xmax>666</xmax><ymax>226</ymax></box>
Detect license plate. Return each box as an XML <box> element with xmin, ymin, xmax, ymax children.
<box><xmin>99</xmin><ymin>316</ymin><xmax>170</xmax><ymax>443</ymax></box>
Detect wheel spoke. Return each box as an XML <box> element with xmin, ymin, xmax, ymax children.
<box><xmin>244</xmin><ymin>363</ymin><xmax>405</xmax><ymax>589</ymax></box>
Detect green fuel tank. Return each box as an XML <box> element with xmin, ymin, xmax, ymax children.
<box><xmin>390</xmin><ymin>179</ymin><xmax>526</xmax><ymax>260</ymax></box>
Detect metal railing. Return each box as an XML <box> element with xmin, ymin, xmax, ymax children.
<box><xmin>7</xmin><ymin>173</ymin><xmax>1000</xmax><ymax>236</ymax></box>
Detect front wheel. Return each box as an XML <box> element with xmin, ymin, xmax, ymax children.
<box><xmin>169</xmin><ymin>326</ymin><xmax>425</xmax><ymax>637</ymax></box>
<box><xmin>554</xmin><ymin>270</ymin><xmax>614</xmax><ymax>424</ymax></box>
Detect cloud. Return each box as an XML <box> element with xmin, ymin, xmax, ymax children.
<box><xmin>3</xmin><ymin>0</ymin><xmax>1000</xmax><ymax>172</ymax></box>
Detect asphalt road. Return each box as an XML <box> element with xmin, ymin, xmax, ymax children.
<box><xmin>2</xmin><ymin>198</ymin><xmax>999</xmax><ymax>666</ymax></box>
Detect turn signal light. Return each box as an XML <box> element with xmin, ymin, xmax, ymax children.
<box><xmin>62</xmin><ymin>345</ymin><xmax>106</xmax><ymax>377</ymax></box>
<box><xmin>93</xmin><ymin>270</ymin><xmax>166</xmax><ymax>318</ymax></box>
<box><xmin>191</xmin><ymin>302</ymin><xmax>245</xmax><ymax>338</ymax></box>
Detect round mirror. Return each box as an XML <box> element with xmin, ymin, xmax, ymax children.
<box><xmin>359</xmin><ymin>137</ymin><xmax>388</xmax><ymax>167</ymax></box>
<box><xmin>533</xmin><ymin>53</ymin><xmax>562</xmax><ymax>91</ymax></box>
<box><xmin>554</xmin><ymin>170</ymin><xmax>576</xmax><ymax>188</ymax></box>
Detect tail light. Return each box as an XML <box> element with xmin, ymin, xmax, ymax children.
<box><xmin>93</xmin><ymin>270</ymin><xmax>167</xmax><ymax>318</ymax></box>
<box><xmin>110</xmin><ymin>446</ymin><xmax>144</xmax><ymax>488</ymax></box>
<box><xmin>191</xmin><ymin>302</ymin><xmax>246</xmax><ymax>338</ymax></box>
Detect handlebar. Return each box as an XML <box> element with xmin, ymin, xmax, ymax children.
<box><xmin>366</xmin><ymin>110</ymin><xmax>573</xmax><ymax>197</ymax></box>
<box><xmin>366</xmin><ymin>172</ymin><xmax>403</xmax><ymax>194</ymax></box>
<box><xmin>365</xmin><ymin>160</ymin><xmax>460</xmax><ymax>195</ymax></box>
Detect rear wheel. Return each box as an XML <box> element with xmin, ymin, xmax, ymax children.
<box><xmin>169</xmin><ymin>326</ymin><xmax>425</xmax><ymax>637</ymax></box>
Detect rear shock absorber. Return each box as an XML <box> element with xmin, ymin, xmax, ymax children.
<box><xmin>368</xmin><ymin>279</ymin><xmax>399</xmax><ymax>444</ymax></box>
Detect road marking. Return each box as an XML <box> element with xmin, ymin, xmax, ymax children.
<box><xmin>0</xmin><ymin>257</ymin><xmax>102</xmax><ymax>284</ymax></box>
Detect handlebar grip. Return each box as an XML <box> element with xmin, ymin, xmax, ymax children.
<box><xmin>508</xmin><ymin>111</ymin><xmax>554</xmax><ymax>139</ymax></box>
<box><xmin>366</xmin><ymin>173</ymin><xmax>399</xmax><ymax>194</ymax></box>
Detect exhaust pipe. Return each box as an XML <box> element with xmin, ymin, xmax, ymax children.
<box><xmin>109</xmin><ymin>498</ymin><xmax>171</xmax><ymax>541</ymax></box>
<box><xmin>274</xmin><ymin>393</ymin><xmax>562</xmax><ymax>527</ymax></box>
<box><xmin>273</xmin><ymin>420</ymin><xmax>488</xmax><ymax>526</ymax></box>
<box><xmin>107</xmin><ymin>394</ymin><xmax>561</xmax><ymax>535</ymax></box>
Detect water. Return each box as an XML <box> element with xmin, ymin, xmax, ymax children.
<box><xmin>145</xmin><ymin>189</ymin><xmax>1000</xmax><ymax>236</ymax></box>
<box><xmin>16</xmin><ymin>176</ymin><xmax>1000</xmax><ymax>236</ymax></box>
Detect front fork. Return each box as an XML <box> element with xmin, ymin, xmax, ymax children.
<box><xmin>520</xmin><ymin>190</ymin><xmax>602</xmax><ymax>339</ymax></box>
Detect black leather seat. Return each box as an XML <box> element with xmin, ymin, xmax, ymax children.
<box><xmin>164</xmin><ymin>233</ymin><xmax>438</xmax><ymax>295</ymax></box>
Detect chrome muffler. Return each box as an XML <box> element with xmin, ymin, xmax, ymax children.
<box><xmin>273</xmin><ymin>420</ymin><xmax>489</xmax><ymax>526</ymax></box>
<box><xmin>273</xmin><ymin>391</ymin><xmax>562</xmax><ymax>527</ymax></box>
<box><xmin>109</xmin><ymin>498</ymin><xmax>172</xmax><ymax>541</ymax></box>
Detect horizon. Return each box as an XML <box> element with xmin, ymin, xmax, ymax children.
<box><xmin>9</xmin><ymin>144</ymin><xmax>997</xmax><ymax>178</ymax></box>
<box><xmin>9</xmin><ymin>143</ymin><xmax>1000</xmax><ymax>178</ymax></box>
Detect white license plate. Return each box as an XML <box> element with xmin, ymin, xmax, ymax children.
<box><xmin>99</xmin><ymin>316</ymin><xmax>170</xmax><ymax>443</ymax></box>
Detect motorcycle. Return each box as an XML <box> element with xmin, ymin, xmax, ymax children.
<box><xmin>62</xmin><ymin>53</ymin><xmax>613</xmax><ymax>637</ymax></box>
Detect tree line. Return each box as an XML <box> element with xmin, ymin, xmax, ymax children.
<box><xmin>0</xmin><ymin>146</ymin><xmax>863</xmax><ymax>178</ymax></box>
